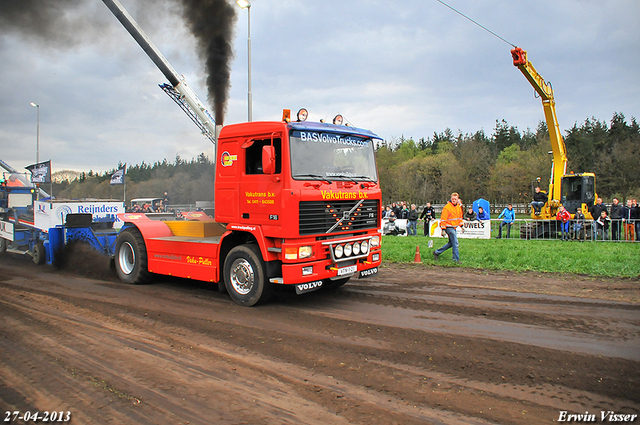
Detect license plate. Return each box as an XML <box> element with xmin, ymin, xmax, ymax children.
<box><xmin>337</xmin><ymin>264</ymin><xmax>358</xmax><ymax>276</ymax></box>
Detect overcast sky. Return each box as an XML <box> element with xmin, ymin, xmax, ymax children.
<box><xmin>1</xmin><ymin>0</ymin><xmax>638</xmax><ymax>174</ymax></box>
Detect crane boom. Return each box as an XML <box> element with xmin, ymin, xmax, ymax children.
<box><xmin>102</xmin><ymin>0</ymin><xmax>217</xmax><ymax>144</ymax></box>
<box><xmin>511</xmin><ymin>47</ymin><xmax>567</xmax><ymax>202</ymax></box>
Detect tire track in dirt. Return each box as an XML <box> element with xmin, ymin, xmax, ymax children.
<box><xmin>0</xmin><ymin>256</ymin><xmax>639</xmax><ymax>424</ymax></box>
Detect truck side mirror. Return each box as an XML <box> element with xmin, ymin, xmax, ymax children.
<box><xmin>262</xmin><ymin>145</ymin><xmax>275</xmax><ymax>175</ymax></box>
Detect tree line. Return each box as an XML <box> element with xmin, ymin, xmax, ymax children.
<box><xmin>52</xmin><ymin>112</ymin><xmax>639</xmax><ymax>206</ymax></box>
<box><xmin>53</xmin><ymin>153</ymin><xmax>214</xmax><ymax>205</ymax></box>
<box><xmin>377</xmin><ymin>112</ymin><xmax>639</xmax><ymax>205</ymax></box>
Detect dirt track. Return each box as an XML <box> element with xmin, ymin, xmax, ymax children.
<box><xmin>1</xmin><ymin>251</ymin><xmax>639</xmax><ymax>425</ymax></box>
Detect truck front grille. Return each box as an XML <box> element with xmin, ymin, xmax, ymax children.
<box><xmin>299</xmin><ymin>200</ymin><xmax>379</xmax><ymax>235</ymax></box>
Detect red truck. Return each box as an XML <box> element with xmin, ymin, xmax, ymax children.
<box><xmin>114</xmin><ymin>118</ymin><xmax>382</xmax><ymax>305</ymax></box>
<box><xmin>103</xmin><ymin>0</ymin><xmax>381</xmax><ymax>305</ymax></box>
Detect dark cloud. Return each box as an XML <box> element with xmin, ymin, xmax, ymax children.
<box><xmin>0</xmin><ymin>0</ymin><xmax>107</xmax><ymax>47</ymax></box>
<box><xmin>1</xmin><ymin>0</ymin><xmax>236</xmax><ymax>124</ymax></box>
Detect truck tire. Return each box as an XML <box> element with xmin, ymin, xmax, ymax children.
<box><xmin>0</xmin><ymin>237</ymin><xmax>7</xmax><ymax>254</ymax></box>
<box><xmin>223</xmin><ymin>244</ymin><xmax>272</xmax><ymax>306</ymax></box>
<box><xmin>33</xmin><ymin>241</ymin><xmax>46</xmax><ymax>265</ymax></box>
<box><xmin>114</xmin><ymin>228</ymin><xmax>150</xmax><ymax>284</ymax></box>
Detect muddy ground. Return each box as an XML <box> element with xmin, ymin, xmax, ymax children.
<box><xmin>0</xmin><ymin>250</ymin><xmax>638</xmax><ymax>424</ymax></box>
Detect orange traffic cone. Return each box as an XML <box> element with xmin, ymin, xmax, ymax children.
<box><xmin>414</xmin><ymin>246</ymin><xmax>422</xmax><ymax>263</ymax></box>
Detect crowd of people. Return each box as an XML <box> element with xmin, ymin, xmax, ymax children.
<box><xmin>586</xmin><ymin>197</ymin><xmax>640</xmax><ymax>241</ymax></box>
<box><xmin>381</xmin><ymin>196</ymin><xmax>640</xmax><ymax>242</ymax></box>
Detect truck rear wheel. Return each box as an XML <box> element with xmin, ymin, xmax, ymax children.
<box><xmin>223</xmin><ymin>244</ymin><xmax>271</xmax><ymax>306</ymax></box>
<box><xmin>0</xmin><ymin>237</ymin><xmax>7</xmax><ymax>255</ymax></box>
<box><xmin>33</xmin><ymin>241</ymin><xmax>46</xmax><ymax>265</ymax></box>
<box><xmin>114</xmin><ymin>228</ymin><xmax>150</xmax><ymax>284</ymax></box>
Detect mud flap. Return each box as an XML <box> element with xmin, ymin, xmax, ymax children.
<box><xmin>358</xmin><ymin>267</ymin><xmax>378</xmax><ymax>279</ymax></box>
<box><xmin>294</xmin><ymin>280</ymin><xmax>324</xmax><ymax>295</ymax></box>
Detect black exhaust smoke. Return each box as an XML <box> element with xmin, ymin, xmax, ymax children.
<box><xmin>180</xmin><ymin>0</ymin><xmax>237</xmax><ymax>125</ymax></box>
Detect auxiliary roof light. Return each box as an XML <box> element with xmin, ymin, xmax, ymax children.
<box><xmin>297</xmin><ymin>108</ymin><xmax>308</xmax><ymax>122</ymax></box>
<box><xmin>333</xmin><ymin>114</ymin><xmax>343</xmax><ymax>125</ymax></box>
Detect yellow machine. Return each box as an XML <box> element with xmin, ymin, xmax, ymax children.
<box><xmin>511</xmin><ymin>47</ymin><xmax>596</xmax><ymax>237</ymax></box>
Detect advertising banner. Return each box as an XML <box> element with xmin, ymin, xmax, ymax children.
<box><xmin>428</xmin><ymin>220</ymin><xmax>491</xmax><ymax>239</ymax></box>
<box><xmin>34</xmin><ymin>200</ymin><xmax>126</xmax><ymax>231</ymax></box>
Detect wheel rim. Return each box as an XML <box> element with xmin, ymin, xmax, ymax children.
<box><xmin>230</xmin><ymin>258</ymin><xmax>255</xmax><ymax>295</ymax></box>
<box><xmin>118</xmin><ymin>241</ymin><xmax>136</xmax><ymax>275</ymax></box>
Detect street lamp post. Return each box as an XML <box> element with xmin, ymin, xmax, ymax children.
<box><xmin>30</xmin><ymin>102</ymin><xmax>40</xmax><ymax>164</ymax></box>
<box><xmin>236</xmin><ymin>0</ymin><xmax>252</xmax><ymax>122</ymax></box>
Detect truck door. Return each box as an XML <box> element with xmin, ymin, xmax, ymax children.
<box><xmin>240</xmin><ymin>136</ymin><xmax>283</xmax><ymax>228</ymax></box>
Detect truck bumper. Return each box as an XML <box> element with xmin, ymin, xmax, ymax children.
<box><xmin>278</xmin><ymin>249</ymin><xmax>381</xmax><ymax>285</ymax></box>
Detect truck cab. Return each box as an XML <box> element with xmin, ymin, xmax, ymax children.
<box><xmin>114</xmin><ymin>119</ymin><xmax>382</xmax><ymax>306</ymax></box>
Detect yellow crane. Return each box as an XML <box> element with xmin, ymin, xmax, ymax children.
<box><xmin>511</xmin><ymin>47</ymin><xmax>597</xmax><ymax>237</ymax></box>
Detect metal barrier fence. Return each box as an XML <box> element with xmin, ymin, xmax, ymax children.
<box><xmin>416</xmin><ymin>219</ymin><xmax>640</xmax><ymax>242</ymax></box>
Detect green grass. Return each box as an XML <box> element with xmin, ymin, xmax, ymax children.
<box><xmin>382</xmin><ymin>236</ymin><xmax>640</xmax><ymax>278</ymax></box>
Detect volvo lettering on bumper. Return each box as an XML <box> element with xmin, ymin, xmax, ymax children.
<box><xmin>359</xmin><ymin>267</ymin><xmax>378</xmax><ymax>278</ymax></box>
<box><xmin>295</xmin><ymin>280</ymin><xmax>323</xmax><ymax>295</ymax></box>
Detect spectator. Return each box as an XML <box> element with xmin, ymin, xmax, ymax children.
<box><xmin>589</xmin><ymin>197</ymin><xmax>607</xmax><ymax>220</ymax></box>
<box><xmin>589</xmin><ymin>198</ymin><xmax>608</xmax><ymax>238</ymax></box>
<box><xmin>383</xmin><ymin>205</ymin><xmax>392</xmax><ymax>219</ymax></box>
<box><xmin>477</xmin><ymin>206</ymin><xmax>490</xmax><ymax>221</ymax></box>
<box><xmin>496</xmin><ymin>204</ymin><xmax>515</xmax><ymax>239</ymax></box>
<box><xmin>464</xmin><ymin>206</ymin><xmax>477</xmax><ymax>221</ymax></box>
<box><xmin>407</xmin><ymin>204</ymin><xmax>419</xmax><ymax>236</ymax></box>
<box><xmin>609</xmin><ymin>198</ymin><xmax>623</xmax><ymax>241</ymax></box>
<box><xmin>391</xmin><ymin>202</ymin><xmax>401</xmax><ymax>218</ymax></box>
<box><xmin>556</xmin><ymin>205</ymin><xmax>571</xmax><ymax>241</ymax></box>
<box><xmin>162</xmin><ymin>191</ymin><xmax>170</xmax><ymax>212</ymax></box>
<box><xmin>595</xmin><ymin>210</ymin><xmax>611</xmax><ymax>241</ymax></box>
<box><xmin>399</xmin><ymin>201</ymin><xmax>409</xmax><ymax>219</ymax></box>
<box><xmin>572</xmin><ymin>208</ymin><xmax>585</xmax><ymax>241</ymax></box>
<box><xmin>419</xmin><ymin>202</ymin><xmax>436</xmax><ymax>236</ymax></box>
<box><xmin>433</xmin><ymin>192</ymin><xmax>464</xmax><ymax>263</ymax></box>
<box><xmin>623</xmin><ymin>199</ymin><xmax>635</xmax><ymax>241</ymax></box>
<box><xmin>531</xmin><ymin>187</ymin><xmax>548</xmax><ymax>216</ymax></box>
<box><xmin>634</xmin><ymin>199</ymin><xmax>640</xmax><ymax>242</ymax></box>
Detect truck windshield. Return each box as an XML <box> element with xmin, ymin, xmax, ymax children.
<box><xmin>289</xmin><ymin>130</ymin><xmax>378</xmax><ymax>182</ymax></box>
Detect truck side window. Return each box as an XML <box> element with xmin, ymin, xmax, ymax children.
<box><xmin>245</xmin><ymin>138</ymin><xmax>281</xmax><ymax>174</ymax></box>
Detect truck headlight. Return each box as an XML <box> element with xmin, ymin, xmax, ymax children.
<box><xmin>299</xmin><ymin>246</ymin><xmax>313</xmax><ymax>259</ymax></box>
<box><xmin>361</xmin><ymin>240</ymin><xmax>369</xmax><ymax>254</ymax></box>
<box><xmin>344</xmin><ymin>243</ymin><xmax>352</xmax><ymax>257</ymax></box>
<box><xmin>370</xmin><ymin>235</ymin><xmax>380</xmax><ymax>247</ymax></box>
<box><xmin>334</xmin><ymin>244</ymin><xmax>343</xmax><ymax>258</ymax></box>
<box><xmin>285</xmin><ymin>246</ymin><xmax>313</xmax><ymax>260</ymax></box>
<box><xmin>352</xmin><ymin>242</ymin><xmax>361</xmax><ymax>255</ymax></box>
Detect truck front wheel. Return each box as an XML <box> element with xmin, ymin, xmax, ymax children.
<box><xmin>223</xmin><ymin>244</ymin><xmax>272</xmax><ymax>306</ymax></box>
<box><xmin>114</xmin><ymin>228</ymin><xmax>150</xmax><ymax>284</ymax></box>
